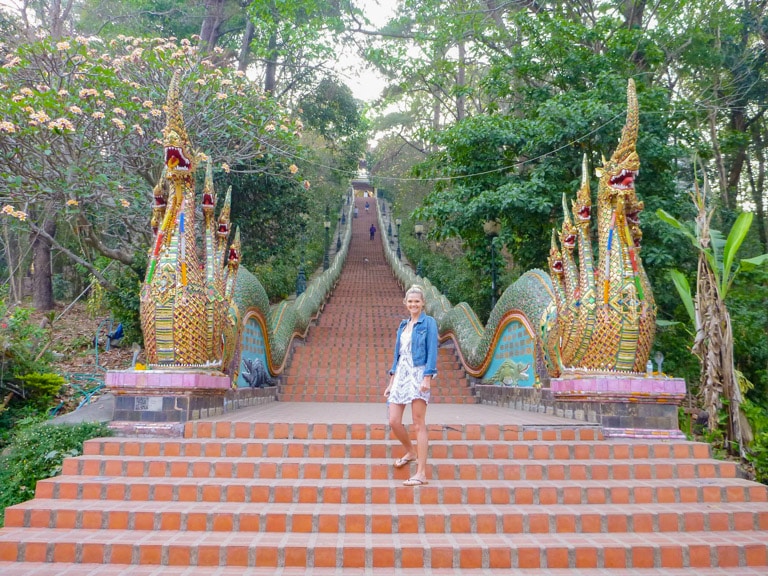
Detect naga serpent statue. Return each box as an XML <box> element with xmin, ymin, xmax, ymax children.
<box><xmin>138</xmin><ymin>71</ymin><xmax>347</xmax><ymax>384</ymax></box>
<box><xmin>140</xmin><ymin>70</ymin><xmax>241</xmax><ymax>370</ymax></box>
<box><xmin>382</xmin><ymin>79</ymin><xmax>656</xmax><ymax>382</ymax></box>
<box><xmin>545</xmin><ymin>78</ymin><xmax>655</xmax><ymax>375</ymax></box>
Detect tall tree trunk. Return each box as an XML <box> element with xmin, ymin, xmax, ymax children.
<box><xmin>709</xmin><ymin>108</ymin><xmax>730</xmax><ymax>207</ymax></box>
<box><xmin>456</xmin><ymin>41</ymin><xmax>466</xmax><ymax>122</ymax></box>
<box><xmin>238</xmin><ymin>20</ymin><xmax>256</xmax><ymax>72</ymax></box>
<box><xmin>200</xmin><ymin>0</ymin><xmax>227</xmax><ymax>53</ymax></box>
<box><xmin>725</xmin><ymin>109</ymin><xmax>748</xmax><ymax>211</ymax></box>
<box><xmin>264</xmin><ymin>32</ymin><xmax>278</xmax><ymax>93</ymax></box>
<box><xmin>32</xmin><ymin>218</ymin><xmax>56</xmax><ymax>311</ymax></box>
<box><xmin>748</xmin><ymin>123</ymin><xmax>767</xmax><ymax>250</ymax></box>
<box><xmin>622</xmin><ymin>0</ymin><xmax>646</xmax><ymax>28</ymax></box>
<box><xmin>2</xmin><ymin>220</ymin><xmax>21</xmax><ymax>303</ymax></box>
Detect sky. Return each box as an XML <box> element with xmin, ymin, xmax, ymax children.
<box><xmin>336</xmin><ymin>0</ymin><xmax>397</xmax><ymax>103</ymax></box>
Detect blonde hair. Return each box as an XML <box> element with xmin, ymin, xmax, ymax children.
<box><xmin>404</xmin><ymin>284</ymin><xmax>426</xmax><ymax>304</ymax></box>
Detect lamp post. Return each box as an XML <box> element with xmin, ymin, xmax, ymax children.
<box><xmin>416</xmin><ymin>260</ymin><xmax>423</xmax><ymax>276</ymax></box>
<box><xmin>296</xmin><ymin>215</ymin><xmax>308</xmax><ymax>296</ymax></box>
<box><xmin>414</xmin><ymin>223</ymin><xmax>424</xmax><ymax>241</ymax></box>
<box><xmin>395</xmin><ymin>218</ymin><xmax>402</xmax><ymax>260</ymax></box>
<box><xmin>323</xmin><ymin>214</ymin><xmax>331</xmax><ymax>271</ymax></box>
<box><xmin>483</xmin><ymin>220</ymin><xmax>501</xmax><ymax>310</ymax></box>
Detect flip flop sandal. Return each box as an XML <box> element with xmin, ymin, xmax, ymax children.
<box><xmin>403</xmin><ymin>477</ymin><xmax>428</xmax><ymax>486</ymax></box>
<box><xmin>393</xmin><ymin>456</ymin><xmax>416</xmax><ymax>469</ymax></box>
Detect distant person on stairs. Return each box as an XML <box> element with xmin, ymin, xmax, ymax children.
<box><xmin>384</xmin><ymin>284</ymin><xmax>438</xmax><ymax>487</ymax></box>
<box><xmin>369</xmin><ymin>224</ymin><xmax>376</xmax><ymax>240</ymax></box>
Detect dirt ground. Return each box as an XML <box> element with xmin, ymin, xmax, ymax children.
<box><xmin>29</xmin><ymin>302</ymin><xmax>139</xmax><ymax>413</ymax></box>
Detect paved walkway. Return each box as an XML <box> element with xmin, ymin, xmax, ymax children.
<box><xmin>204</xmin><ymin>401</ymin><xmax>591</xmax><ymax>427</ymax></box>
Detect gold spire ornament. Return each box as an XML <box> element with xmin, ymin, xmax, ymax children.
<box><xmin>545</xmin><ymin>79</ymin><xmax>655</xmax><ymax>374</ymax></box>
<box><xmin>140</xmin><ymin>71</ymin><xmax>241</xmax><ymax>369</ymax></box>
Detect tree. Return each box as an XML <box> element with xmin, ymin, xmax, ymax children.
<box><xmin>659</xmin><ymin>175</ymin><xmax>768</xmax><ymax>455</ymax></box>
<box><xmin>247</xmin><ymin>0</ymin><xmax>361</xmax><ymax>97</ymax></box>
<box><xmin>0</xmin><ymin>35</ymin><xmax>304</xmax><ymax>308</ymax></box>
<box><xmin>298</xmin><ymin>76</ymin><xmax>367</xmax><ymax>172</ymax></box>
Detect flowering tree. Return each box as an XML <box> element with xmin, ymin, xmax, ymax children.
<box><xmin>0</xmin><ymin>35</ymin><xmax>304</xmax><ymax>308</ymax></box>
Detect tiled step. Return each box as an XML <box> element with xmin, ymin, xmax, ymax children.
<box><xmin>2</xmin><ymin>528</ymin><xmax>767</xmax><ymax>568</ymax></box>
<box><xmin>181</xmin><ymin>421</ymin><xmax>604</xmax><ymax>440</ymax></box>
<box><xmin>57</xmin><ymin>454</ymin><xmax>740</xmax><ymax>480</ymax></box>
<box><xmin>33</xmin><ymin>475</ymin><xmax>768</xmax><ymax>505</ymax></box>
<box><xmin>2</xmin><ymin>565</ymin><xmax>768</xmax><ymax>576</ymax></box>
<box><xmin>7</xmin><ymin>499</ymin><xmax>768</xmax><ymax>534</ymax></box>
<box><xmin>82</xmin><ymin>437</ymin><xmax>713</xmax><ymax>460</ymax></box>
<box><xmin>278</xmin><ymin>392</ymin><xmax>477</xmax><ymax>403</ymax></box>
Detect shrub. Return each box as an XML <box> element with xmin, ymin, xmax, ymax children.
<box><xmin>0</xmin><ymin>299</ymin><xmax>52</xmax><ymax>379</ymax></box>
<box><xmin>16</xmin><ymin>373</ymin><xmax>66</xmax><ymax>410</ymax></box>
<box><xmin>103</xmin><ymin>259</ymin><xmax>144</xmax><ymax>344</ymax></box>
<box><xmin>0</xmin><ymin>419</ymin><xmax>112</xmax><ymax>526</ymax></box>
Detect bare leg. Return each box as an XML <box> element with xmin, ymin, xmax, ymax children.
<box><xmin>388</xmin><ymin>402</ymin><xmax>416</xmax><ymax>459</ymax></box>
<box><xmin>410</xmin><ymin>399</ymin><xmax>428</xmax><ymax>481</ymax></box>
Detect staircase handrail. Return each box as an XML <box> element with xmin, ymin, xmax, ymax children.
<box><xmin>237</xmin><ymin>201</ymin><xmax>354</xmax><ymax>376</ymax></box>
<box><xmin>377</xmin><ymin>201</ymin><xmax>548</xmax><ymax>379</ymax></box>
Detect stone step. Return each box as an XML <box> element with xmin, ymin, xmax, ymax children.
<box><xmin>33</xmin><ymin>475</ymin><xmax>768</xmax><ymax>505</ymax></box>
<box><xmin>279</xmin><ymin>379</ymin><xmax>469</xmax><ymax>389</ymax></box>
<box><xmin>82</xmin><ymin>437</ymin><xmax>713</xmax><ymax>460</ymax></box>
<box><xmin>7</xmin><ymin>499</ymin><xmax>768</xmax><ymax>534</ymax></box>
<box><xmin>2</xmin><ymin>564</ymin><xmax>768</xmax><ymax>576</ymax></box>
<box><xmin>58</xmin><ymin>454</ymin><xmax>740</xmax><ymax>481</ymax></box>
<box><xmin>276</xmin><ymin>392</ymin><xmax>477</xmax><ymax>403</ymax></box>
<box><xmin>1</xmin><ymin>528</ymin><xmax>766</xmax><ymax>568</ymax></box>
<box><xmin>181</xmin><ymin>421</ymin><xmax>604</xmax><ymax>440</ymax></box>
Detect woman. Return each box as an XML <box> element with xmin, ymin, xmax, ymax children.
<box><xmin>384</xmin><ymin>284</ymin><xmax>438</xmax><ymax>486</ymax></box>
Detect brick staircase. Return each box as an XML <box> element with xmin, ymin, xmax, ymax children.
<box><xmin>1</xmin><ymin>417</ymin><xmax>768</xmax><ymax>573</ymax></box>
<box><xmin>279</xmin><ymin>197</ymin><xmax>475</xmax><ymax>404</ymax></box>
<box><xmin>2</xmin><ymin>197</ymin><xmax>768</xmax><ymax>574</ymax></box>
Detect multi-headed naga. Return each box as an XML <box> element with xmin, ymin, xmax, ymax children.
<box><xmin>140</xmin><ymin>71</ymin><xmax>240</xmax><ymax>369</ymax></box>
<box><xmin>547</xmin><ymin>79</ymin><xmax>655</xmax><ymax>374</ymax></box>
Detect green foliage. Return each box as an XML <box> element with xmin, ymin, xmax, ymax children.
<box><xmin>748</xmin><ymin>432</ymin><xmax>768</xmax><ymax>484</ymax></box>
<box><xmin>658</xmin><ymin>208</ymin><xmax>767</xmax><ymax>304</ymax></box>
<box><xmin>16</xmin><ymin>373</ymin><xmax>66</xmax><ymax>410</ymax></box>
<box><xmin>103</xmin><ymin>257</ymin><xmax>145</xmax><ymax>344</ymax></box>
<box><xmin>743</xmin><ymin>400</ymin><xmax>768</xmax><ymax>484</ymax></box>
<box><xmin>0</xmin><ymin>298</ymin><xmax>52</xmax><ymax>382</ymax></box>
<box><xmin>253</xmin><ymin>260</ymin><xmax>302</xmax><ymax>302</ymax></box>
<box><xmin>85</xmin><ymin>277</ymin><xmax>108</xmax><ymax>319</ymax></box>
<box><xmin>77</xmin><ymin>0</ymin><xmax>207</xmax><ymax>40</ymax></box>
<box><xmin>299</xmin><ymin>77</ymin><xmax>368</xmax><ymax>171</ymax></box>
<box><xmin>0</xmin><ymin>420</ymin><xmax>112</xmax><ymax>526</ymax></box>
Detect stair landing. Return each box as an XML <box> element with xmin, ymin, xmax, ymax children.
<box><xmin>1</xmin><ymin>403</ymin><xmax>767</xmax><ymax>574</ymax></box>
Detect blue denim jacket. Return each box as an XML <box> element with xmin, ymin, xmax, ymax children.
<box><xmin>389</xmin><ymin>312</ymin><xmax>438</xmax><ymax>377</ymax></box>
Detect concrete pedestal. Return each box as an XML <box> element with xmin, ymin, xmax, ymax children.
<box><xmin>476</xmin><ymin>375</ymin><xmax>687</xmax><ymax>439</ymax></box>
<box><xmin>551</xmin><ymin>375</ymin><xmax>686</xmax><ymax>438</ymax></box>
<box><xmin>106</xmin><ymin>370</ymin><xmax>276</xmax><ymax>436</ymax></box>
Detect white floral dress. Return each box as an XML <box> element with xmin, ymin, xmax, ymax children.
<box><xmin>389</xmin><ymin>326</ymin><xmax>430</xmax><ymax>405</ymax></box>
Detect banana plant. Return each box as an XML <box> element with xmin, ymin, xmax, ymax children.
<box><xmin>657</xmin><ymin>209</ymin><xmax>768</xmax><ymax>316</ymax></box>
<box><xmin>656</xmin><ymin>178</ymin><xmax>768</xmax><ymax>457</ymax></box>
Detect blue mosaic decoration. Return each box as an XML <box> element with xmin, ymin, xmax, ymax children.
<box><xmin>485</xmin><ymin>320</ymin><xmax>535</xmax><ymax>387</ymax></box>
<box><xmin>236</xmin><ymin>317</ymin><xmax>268</xmax><ymax>388</ymax></box>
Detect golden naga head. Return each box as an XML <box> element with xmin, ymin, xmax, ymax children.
<box><xmin>202</xmin><ymin>158</ymin><xmax>215</xmax><ymax>214</ymax></box>
<box><xmin>572</xmin><ymin>154</ymin><xmax>592</xmax><ymax>226</ymax></box>
<box><xmin>559</xmin><ymin>194</ymin><xmax>577</xmax><ymax>252</ymax></box>
<box><xmin>162</xmin><ymin>71</ymin><xmax>196</xmax><ymax>176</ymax></box>
<box><xmin>596</xmin><ymin>79</ymin><xmax>640</xmax><ymax>197</ymax></box>
<box><xmin>217</xmin><ymin>187</ymin><xmax>232</xmax><ymax>239</ymax></box>
<box><xmin>548</xmin><ymin>229</ymin><xmax>564</xmax><ymax>277</ymax></box>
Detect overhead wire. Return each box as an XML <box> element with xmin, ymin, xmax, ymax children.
<box><xmin>240</xmin><ymin>97</ymin><xmax>768</xmax><ymax>184</ymax></box>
